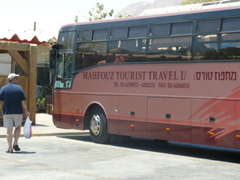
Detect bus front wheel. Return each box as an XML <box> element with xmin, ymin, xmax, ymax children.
<box><xmin>89</xmin><ymin>107</ymin><xmax>110</xmax><ymax>144</ymax></box>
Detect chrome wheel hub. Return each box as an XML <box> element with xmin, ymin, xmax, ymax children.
<box><xmin>90</xmin><ymin>114</ymin><xmax>101</xmax><ymax>136</ymax></box>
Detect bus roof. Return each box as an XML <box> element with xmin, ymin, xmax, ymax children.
<box><xmin>140</xmin><ymin>0</ymin><xmax>240</xmax><ymax>16</ymax></box>
<box><xmin>60</xmin><ymin>2</ymin><xmax>240</xmax><ymax>32</ymax></box>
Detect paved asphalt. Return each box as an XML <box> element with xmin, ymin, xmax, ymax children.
<box><xmin>0</xmin><ymin>113</ymin><xmax>88</xmax><ymax>138</ymax></box>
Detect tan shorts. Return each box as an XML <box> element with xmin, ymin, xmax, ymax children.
<box><xmin>3</xmin><ymin>114</ymin><xmax>23</xmax><ymax>128</ymax></box>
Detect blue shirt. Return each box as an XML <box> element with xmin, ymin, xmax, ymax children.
<box><xmin>0</xmin><ymin>83</ymin><xmax>26</xmax><ymax>115</ymax></box>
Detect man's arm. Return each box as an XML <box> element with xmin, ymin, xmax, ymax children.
<box><xmin>21</xmin><ymin>100</ymin><xmax>30</xmax><ymax>117</ymax></box>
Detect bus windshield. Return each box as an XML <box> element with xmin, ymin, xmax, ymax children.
<box><xmin>54</xmin><ymin>52</ymin><xmax>73</xmax><ymax>88</ymax></box>
<box><xmin>52</xmin><ymin>31</ymin><xmax>75</xmax><ymax>88</ymax></box>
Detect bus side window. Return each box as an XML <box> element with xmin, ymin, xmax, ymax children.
<box><xmin>109</xmin><ymin>40</ymin><xmax>146</xmax><ymax>63</ymax></box>
<box><xmin>193</xmin><ymin>34</ymin><xmax>218</xmax><ymax>60</ymax></box>
<box><xmin>220</xmin><ymin>33</ymin><xmax>240</xmax><ymax>60</ymax></box>
<box><xmin>114</xmin><ymin>56</ymin><xmax>125</xmax><ymax>63</ymax></box>
<box><xmin>147</xmin><ymin>36</ymin><xmax>192</xmax><ymax>62</ymax></box>
<box><xmin>75</xmin><ymin>52</ymin><xmax>83</xmax><ymax>70</ymax></box>
<box><xmin>222</xmin><ymin>34</ymin><xmax>240</xmax><ymax>60</ymax></box>
<box><xmin>75</xmin><ymin>42</ymin><xmax>107</xmax><ymax>70</ymax></box>
<box><xmin>194</xmin><ymin>33</ymin><xmax>240</xmax><ymax>61</ymax></box>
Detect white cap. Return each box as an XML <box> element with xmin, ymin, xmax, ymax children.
<box><xmin>8</xmin><ymin>73</ymin><xmax>19</xmax><ymax>81</ymax></box>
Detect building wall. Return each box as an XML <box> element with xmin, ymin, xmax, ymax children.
<box><xmin>0</xmin><ymin>54</ymin><xmax>11</xmax><ymax>75</ymax></box>
<box><xmin>37</xmin><ymin>44</ymin><xmax>51</xmax><ymax>67</ymax></box>
<box><xmin>0</xmin><ymin>44</ymin><xmax>51</xmax><ymax>74</ymax></box>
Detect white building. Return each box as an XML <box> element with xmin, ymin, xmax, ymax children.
<box><xmin>0</xmin><ymin>34</ymin><xmax>51</xmax><ymax>75</ymax></box>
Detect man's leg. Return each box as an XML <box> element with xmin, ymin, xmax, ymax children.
<box><xmin>6</xmin><ymin>128</ymin><xmax>13</xmax><ymax>152</ymax></box>
<box><xmin>3</xmin><ymin>115</ymin><xmax>14</xmax><ymax>152</ymax></box>
<box><xmin>13</xmin><ymin>126</ymin><xmax>21</xmax><ymax>146</ymax></box>
<box><xmin>12</xmin><ymin>115</ymin><xmax>22</xmax><ymax>151</ymax></box>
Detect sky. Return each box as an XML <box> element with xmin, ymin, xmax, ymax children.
<box><xmin>0</xmin><ymin>0</ymin><xmax>151</xmax><ymax>41</ymax></box>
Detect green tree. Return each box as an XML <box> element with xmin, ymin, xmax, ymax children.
<box><xmin>75</xmin><ymin>2</ymin><xmax>133</xmax><ymax>22</ymax></box>
<box><xmin>118</xmin><ymin>14</ymin><xmax>133</xmax><ymax>18</ymax></box>
<box><xmin>88</xmin><ymin>2</ymin><xmax>114</xmax><ymax>21</ymax></box>
<box><xmin>75</xmin><ymin>15</ymin><xmax>79</xmax><ymax>23</ymax></box>
<box><xmin>181</xmin><ymin>0</ymin><xmax>220</xmax><ymax>5</ymax></box>
<box><xmin>47</xmin><ymin>37</ymin><xmax>57</xmax><ymax>44</ymax></box>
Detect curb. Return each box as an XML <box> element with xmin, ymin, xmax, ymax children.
<box><xmin>32</xmin><ymin>132</ymin><xmax>90</xmax><ymax>137</ymax></box>
<box><xmin>0</xmin><ymin>132</ymin><xmax>89</xmax><ymax>138</ymax></box>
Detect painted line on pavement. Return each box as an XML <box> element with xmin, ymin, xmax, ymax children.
<box><xmin>0</xmin><ymin>132</ymin><xmax>89</xmax><ymax>138</ymax></box>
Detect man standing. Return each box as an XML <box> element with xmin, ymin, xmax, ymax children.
<box><xmin>0</xmin><ymin>73</ymin><xmax>30</xmax><ymax>153</ymax></box>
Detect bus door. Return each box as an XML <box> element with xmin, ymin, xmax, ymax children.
<box><xmin>147</xmin><ymin>98</ymin><xmax>191</xmax><ymax>142</ymax></box>
<box><xmin>191</xmin><ymin>99</ymin><xmax>236</xmax><ymax>148</ymax></box>
<box><xmin>53</xmin><ymin>91</ymin><xmax>72</xmax><ymax>128</ymax></box>
<box><xmin>51</xmin><ymin>45</ymin><xmax>74</xmax><ymax>128</ymax></box>
<box><xmin>53</xmin><ymin>92</ymin><xmax>82</xmax><ymax>129</ymax></box>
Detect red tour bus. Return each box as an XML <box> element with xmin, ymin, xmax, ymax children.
<box><xmin>50</xmin><ymin>1</ymin><xmax>240</xmax><ymax>148</ymax></box>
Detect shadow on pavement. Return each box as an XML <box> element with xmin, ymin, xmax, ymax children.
<box><xmin>33</xmin><ymin>124</ymin><xmax>49</xmax><ymax>127</ymax></box>
<box><xmin>6</xmin><ymin>151</ymin><xmax>36</xmax><ymax>154</ymax></box>
<box><xmin>58</xmin><ymin>135</ymin><xmax>240</xmax><ymax>164</ymax></box>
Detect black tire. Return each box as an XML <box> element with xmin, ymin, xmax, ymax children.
<box><xmin>89</xmin><ymin>107</ymin><xmax>110</xmax><ymax>144</ymax></box>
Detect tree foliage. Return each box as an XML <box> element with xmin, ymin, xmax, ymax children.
<box><xmin>75</xmin><ymin>2</ymin><xmax>133</xmax><ymax>22</ymax></box>
<box><xmin>47</xmin><ymin>37</ymin><xmax>57</xmax><ymax>44</ymax></box>
<box><xmin>88</xmin><ymin>3</ymin><xmax>114</xmax><ymax>21</ymax></box>
<box><xmin>118</xmin><ymin>14</ymin><xmax>133</xmax><ymax>18</ymax></box>
<box><xmin>75</xmin><ymin>15</ymin><xmax>79</xmax><ymax>23</ymax></box>
<box><xmin>181</xmin><ymin>0</ymin><xmax>220</xmax><ymax>5</ymax></box>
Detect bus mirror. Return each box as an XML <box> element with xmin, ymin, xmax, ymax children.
<box><xmin>49</xmin><ymin>49</ymin><xmax>56</xmax><ymax>69</ymax></box>
<box><xmin>49</xmin><ymin>44</ymin><xmax>59</xmax><ymax>69</ymax></box>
